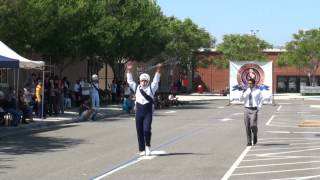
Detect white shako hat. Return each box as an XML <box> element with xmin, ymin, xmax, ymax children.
<box><xmin>92</xmin><ymin>74</ymin><xmax>98</xmax><ymax>81</ymax></box>
<box><xmin>139</xmin><ymin>73</ymin><xmax>150</xmax><ymax>81</ymax></box>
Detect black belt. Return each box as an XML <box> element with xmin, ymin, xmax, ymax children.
<box><xmin>245</xmin><ymin>107</ymin><xmax>257</xmax><ymax>110</ymax></box>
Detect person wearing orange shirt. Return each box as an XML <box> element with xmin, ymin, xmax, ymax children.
<box><xmin>35</xmin><ymin>80</ymin><xmax>44</xmax><ymax>118</ymax></box>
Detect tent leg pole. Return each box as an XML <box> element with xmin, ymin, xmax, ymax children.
<box><xmin>13</xmin><ymin>69</ymin><xmax>16</xmax><ymax>94</ymax></box>
<box><xmin>17</xmin><ymin>69</ymin><xmax>19</xmax><ymax>95</ymax></box>
<box><xmin>42</xmin><ymin>70</ymin><xmax>45</xmax><ymax>120</ymax></box>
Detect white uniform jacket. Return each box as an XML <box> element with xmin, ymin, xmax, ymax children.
<box><xmin>127</xmin><ymin>72</ymin><xmax>160</xmax><ymax>105</ymax></box>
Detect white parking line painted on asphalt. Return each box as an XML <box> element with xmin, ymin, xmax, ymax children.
<box><xmin>293</xmin><ymin>131</ymin><xmax>320</xmax><ymax>134</ymax></box>
<box><xmin>218</xmin><ymin>118</ymin><xmax>234</xmax><ymax>122</ymax></box>
<box><xmin>290</xmin><ymin>141</ymin><xmax>320</xmax><ymax>146</ymax></box>
<box><xmin>92</xmin><ymin>151</ymin><xmax>167</xmax><ymax>180</ymax></box>
<box><xmin>221</xmin><ymin>146</ymin><xmax>251</xmax><ymax>180</ymax></box>
<box><xmin>232</xmin><ymin>166</ymin><xmax>320</xmax><ymax>176</ymax></box>
<box><xmin>271</xmin><ymin>174</ymin><xmax>320</xmax><ymax>180</ymax></box>
<box><xmin>250</xmin><ymin>145</ymin><xmax>320</xmax><ymax>152</ymax></box>
<box><xmin>238</xmin><ymin>160</ymin><xmax>320</xmax><ymax>168</ymax></box>
<box><xmin>266</xmin><ymin>131</ymin><xmax>290</xmax><ymax>134</ymax></box>
<box><xmin>243</xmin><ymin>156</ymin><xmax>308</xmax><ymax>162</ymax></box>
<box><xmin>310</xmin><ymin>105</ymin><xmax>320</xmax><ymax>108</ymax></box>
<box><xmin>277</xmin><ymin>105</ymin><xmax>282</xmax><ymax>111</ymax></box>
<box><xmin>217</xmin><ymin>106</ymin><xmax>225</xmax><ymax>109</ymax></box>
<box><xmin>271</xmin><ymin>122</ymin><xmax>297</xmax><ymax>125</ymax></box>
<box><xmin>258</xmin><ymin>147</ymin><xmax>320</xmax><ymax>157</ymax></box>
<box><xmin>259</xmin><ymin>138</ymin><xmax>319</xmax><ymax>140</ymax></box>
<box><xmin>271</xmin><ymin>120</ymin><xmax>298</xmax><ymax>123</ymax></box>
<box><xmin>297</xmin><ymin>111</ymin><xmax>312</xmax><ymax>114</ymax></box>
<box><xmin>266</xmin><ymin>130</ymin><xmax>320</xmax><ymax>134</ymax></box>
<box><xmin>259</xmin><ymin>139</ymin><xmax>316</xmax><ymax>144</ymax></box>
<box><xmin>164</xmin><ymin>110</ymin><xmax>177</xmax><ymax>114</ymax></box>
<box><xmin>301</xmin><ymin>114</ymin><xmax>320</xmax><ymax>117</ymax></box>
<box><xmin>268</xmin><ymin>124</ymin><xmax>300</xmax><ymax>128</ymax></box>
<box><xmin>92</xmin><ymin>158</ymin><xmax>142</xmax><ymax>180</ymax></box>
<box><xmin>276</xmin><ymin>112</ymin><xmax>298</xmax><ymax>114</ymax></box>
<box><xmin>266</xmin><ymin>115</ymin><xmax>275</xmax><ymax>126</ymax></box>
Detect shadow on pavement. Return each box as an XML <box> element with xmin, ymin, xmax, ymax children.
<box><xmin>0</xmin><ymin>124</ymin><xmax>85</xmax><ymax>156</ymax></box>
<box><xmin>157</xmin><ymin>152</ymin><xmax>208</xmax><ymax>157</ymax></box>
<box><xmin>0</xmin><ymin>157</ymin><xmax>14</xmax><ymax>173</ymax></box>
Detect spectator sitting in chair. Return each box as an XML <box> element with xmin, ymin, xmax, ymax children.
<box><xmin>168</xmin><ymin>94</ymin><xmax>180</xmax><ymax>106</ymax></box>
<box><xmin>0</xmin><ymin>91</ymin><xmax>6</xmax><ymax>125</ymax></box>
<box><xmin>18</xmin><ymin>89</ymin><xmax>34</xmax><ymax>123</ymax></box>
<box><xmin>2</xmin><ymin>90</ymin><xmax>21</xmax><ymax>126</ymax></box>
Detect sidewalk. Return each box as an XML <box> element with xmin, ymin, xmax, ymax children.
<box><xmin>0</xmin><ymin>104</ymin><xmax>124</xmax><ymax>138</ymax></box>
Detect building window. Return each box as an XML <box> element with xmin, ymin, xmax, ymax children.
<box><xmin>288</xmin><ymin>77</ymin><xmax>297</xmax><ymax>92</ymax></box>
<box><xmin>277</xmin><ymin>76</ymin><xmax>287</xmax><ymax>93</ymax></box>
<box><xmin>277</xmin><ymin>76</ymin><xmax>300</xmax><ymax>93</ymax></box>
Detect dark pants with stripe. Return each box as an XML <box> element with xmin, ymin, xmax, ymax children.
<box><xmin>135</xmin><ymin>102</ymin><xmax>153</xmax><ymax>151</ymax></box>
<box><xmin>244</xmin><ymin>107</ymin><xmax>258</xmax><ymax>144</ymax></box>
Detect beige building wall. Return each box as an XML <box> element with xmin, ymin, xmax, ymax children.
<box><xmin>98</xmin><ymin>63</ymin><xmax>114</xmax><ymax>91</ymax></box>
<box><xmin>61</xmin><ymin>60</ymin><xmax>114</xmax><ymax>91</ymax></box>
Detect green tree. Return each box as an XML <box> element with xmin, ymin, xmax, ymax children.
<box><xmin>0</xmin><ymin>0</ymin><xmax>37</xmax><ymax>52</ymax></box>
<box><xmin>160</xmin><ymin>17</ymin><xmax>214</xmax><ymax>90</ymax></box>
<box><xmin>163</xmin><ymin>17</ymin><xmax>214</xmax><ymax>68</ymax></box>
<box><xmin>81</xmin><ymin>0</ymin><xmax>166</xmax><ymax>79</ymax></box>
<box><xmin>0</xmin><ymin>0</ymin><xmax>214</xmax><ymax>81</ymax></box>
<box><xmin>0</xmin><ymin>0</ymin><xmax>93</xmax><ymax>75</ymax></box>
<box><xmin>216</xmin><ymin>34</ymin><xmax>272</xmax><ymax>68</ymax></box>
<box><xmin>31</xmin><ymin>0</ymin><xmax>93</xmax><ymax>75</ymax></box>
<box><xmin>278</xmin><ymin>29</ymin><xmax>320</xmax><ymax>86</ymax></box>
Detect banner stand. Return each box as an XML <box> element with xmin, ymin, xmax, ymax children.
<box><xmin>272</xmin><ymin>61</ymin><xmax>277</xmax><ymax>106</ymax></box>
<box><xmin>226</xmin><ymin>94</ymin><xmax>231</xmax><ymax>106</ymax></box>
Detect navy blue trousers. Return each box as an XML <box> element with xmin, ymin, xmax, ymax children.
<box><xmin>135</xmin><ymin>102</ymin><xmax>153</xmax><ymax>151</ymax></box>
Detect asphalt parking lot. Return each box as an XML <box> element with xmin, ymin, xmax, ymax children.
<box><xmin>1</xmin><ymin>97</ymin><xmax>320</xmax><ymax>180</ymax></box>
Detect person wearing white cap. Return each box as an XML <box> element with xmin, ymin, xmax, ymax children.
<box><xmin>126</xmin><ymin>62</ymin><xmax>162</xmax><ymax>156</ymax></box>
<box><xmin>90</xmin><ymin>74</ymin><xmax>100</xmax><ymax>120</ymax></box>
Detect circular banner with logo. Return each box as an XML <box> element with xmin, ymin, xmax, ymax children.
<box><xmin>237</xmin><ymin>63</ymin><xmax>265</xmax><ymax>85</ymax></box>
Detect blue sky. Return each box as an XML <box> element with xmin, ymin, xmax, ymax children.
<box><xmin>157</xmin><ymin>0</ymin><xmax>320</xmax><ymax>47</ymax></box>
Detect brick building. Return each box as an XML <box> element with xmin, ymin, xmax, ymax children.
<box><xmin>194</xmin><ymin>49</ymin><xmax>320</xmax><ymax>94</ymax></box>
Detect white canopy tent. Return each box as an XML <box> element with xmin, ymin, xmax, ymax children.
<box><xmin>0</xmin><ymin>40</ymin><xmax>46</xmax><ymax>119</ymax></box>
<box><xmin>0</xmin><ymin>41</ymin><xmax>45</xmax><ymax>69</ymax></box>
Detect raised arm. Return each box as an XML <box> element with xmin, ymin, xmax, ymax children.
<box><xmin>151</xmin><ymin>63</ymin><xmax>162</xmax><ymax>93</ymax></box>
<box><xmin>126</xmin><ymin>62</ymin><xmax>137</xmax><ymax>92</ymax></box>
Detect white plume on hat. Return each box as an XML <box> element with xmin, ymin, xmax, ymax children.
<box><xmin>139</xmin><ymin>73</ymin><xmax>150</xmax><ymax>81</ymax></box>
<box><xmin>92</xmin><ymin>74</ymin><xmax>98</xmax><ymax>81</ymax></box>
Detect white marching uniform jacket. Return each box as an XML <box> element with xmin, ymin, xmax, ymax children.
<box><xmin>127</xmin><ymin>72</ymin><xmax>160</xmax><ymax>105</ymax></box>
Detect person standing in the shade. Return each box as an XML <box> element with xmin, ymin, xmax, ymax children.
<box><xmin>126</xmin><ymin>62</ymin><xmax>162</xmax><ymax>156</ymax></box>
<box><xmin>240</xmin><ymin>78</ymin><xmax>263</xmax><ymax>146</ymax></box>
<box><xmin>90</xmin><ymin>74</ymin><xmax>100</xmax><ymax>120</ymax></box>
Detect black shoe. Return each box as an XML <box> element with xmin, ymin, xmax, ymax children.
<box><xmin>247</xmin><ymin>143</ymin><xmax>252</xmax><ymax>146</ymax></box>
<box><xmin>253</xmin><ymin>136</ymin><xmax>258</xmax><ymax>145</ymax></box>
